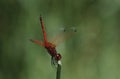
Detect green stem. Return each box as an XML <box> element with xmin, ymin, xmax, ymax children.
<box><xmin>56</xmin><ymin>61</ymin><xmax>62</xmax><ymax>79</ymax></box>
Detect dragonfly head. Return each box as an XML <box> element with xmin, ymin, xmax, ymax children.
<box><xmin>55</xmin><ymin>53</ymin><xmax>61</xmax><ymax>61</ymax></box>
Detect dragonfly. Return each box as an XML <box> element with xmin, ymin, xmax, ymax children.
<box><xmin>30</xmin><ymin>16</ymin><xmax>76</xmax><ymax>67</ymax></box>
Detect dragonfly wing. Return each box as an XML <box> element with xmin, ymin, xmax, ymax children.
<box><xmin>30</xmin><ymin>39</ymin><xmax>44</xmax><ymax>46</ymax></box>
<box><xmin>50</xmin><ymin>32</ymin><xmax>64</xmax><ymax>44</ymax></box>
<box><xmin>50</xmin><ymin>27</ymin><xmax>76</xmax><ymax>46</ymax></box>
<box><xmin>55</xmin><ymin>32</ymin><xmax>75</xmax><ymax>46</ymax></box>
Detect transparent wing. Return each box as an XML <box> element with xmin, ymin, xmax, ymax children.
<box><xmin>50</xmin><ymin>27</ymin><xmax>77</xmax><ymax>46</ymax></box>
<box><xmin>30</xmin><ymin>39</ymin><xmax>44</xmax><ymax>46</ymax></box>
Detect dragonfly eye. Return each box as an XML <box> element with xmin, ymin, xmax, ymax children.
<box><xmin>55</xmin><ymin>53</ymin><xmax>62</xmax><ymax>61</ymax></box>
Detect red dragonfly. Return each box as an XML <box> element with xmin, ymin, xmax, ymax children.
<box><xmin>30</xmin><ymin>16</ymin><xmax>76</xmax><ymax>66</ymax></box>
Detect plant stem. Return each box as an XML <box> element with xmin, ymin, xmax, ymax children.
<box><xmin>56</xmin><ymin>61</ymin><xmax>62</xmax><ymax>79</ymax></box>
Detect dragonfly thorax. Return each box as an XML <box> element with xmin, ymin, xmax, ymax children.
<box><xmin>45</xmin><ymin>42</ymin><xmax>56</xmax><ymax>48</ymax></box>
<box><xmin>45</xmin><ymin>42</ymin><xmax>61</xmax><ymax>61</ymax></box>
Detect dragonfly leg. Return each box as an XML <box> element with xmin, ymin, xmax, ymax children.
<box><xmin>51</xmin><ymin>57</ymin><xmax>58</xmax><ymax>68</ymax></box>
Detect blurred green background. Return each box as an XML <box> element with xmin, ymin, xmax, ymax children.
<box><xmin>0</xmin><ymin>0</ymin><xmax>120</xmax><ymax>79</ymax></box>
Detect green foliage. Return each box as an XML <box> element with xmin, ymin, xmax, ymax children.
<box><xmin>0</xmin><ymin>0</ymin><xmax>120</xmax><ymax>79</ymax></box>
